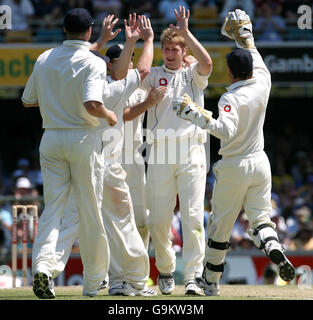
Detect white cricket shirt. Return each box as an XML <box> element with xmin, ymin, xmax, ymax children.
<box><xmin>22</xmin><ymin>40</ymin><xmax>107</xmax><ymax>129</ymax></box>
<box><xmin>101</xmin><ymin>69</ymin><xmax>140</xmax><ymax>159</ymax></box>
<box><xmin>140</xmin><ymin>62</ymin><xmax>210</xmax><ymax>142</ymax></box>
<box><xmin>122</xmin><ymin>88</ymin><xmax>147</xmax><ymax>160</ymax></box>
<box><xmin>206</xmin><ymin>48</ymin><xmax>271</xmax><ymax>158</ymax></box>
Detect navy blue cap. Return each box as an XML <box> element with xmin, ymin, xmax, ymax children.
<box><xmin>226</xmin><ymin>48</ymin><xmax>253</xmax><ymax>79</ymax></box>
<box><xmin>105</xmin><ymin>44</ymin><xmax>124</xmax><ymax>61</ymax></box>
<box><xmin>64</xmin><ymin>8</ymin><xmax>94</xmax><ymax>33</ymax></box>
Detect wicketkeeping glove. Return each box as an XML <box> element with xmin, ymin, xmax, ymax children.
<box><xmin>221</xmin><ymin>9</ymin><xmax>255</xmax><ymax>49</ymax></box>
<box><xmin>172</xmin><ymin>93</ymin><xmax>212</xmax><ymax>129</ymax></box>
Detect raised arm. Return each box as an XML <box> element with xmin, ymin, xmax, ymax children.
<box><xmin>114</xmin><ymin>13</ymin><xmax>141</xmax><ymax>80</ymax></box>
<box><xmin>221</xmin><ymin>9</ymin><xmax>271</xmax><ymax>86</ymax></box>
<box><xmin>170</xmin><ymin>6</ymin><xmax>212</xmax><ymax>75</ymax></box>
<box><xmin>136</xmin><ymin>15</ymin><xmax>154</xmax><ymax>81</ymax></box>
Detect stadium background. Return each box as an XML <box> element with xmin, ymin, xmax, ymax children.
<box><xmin>0</xmin><ymin>0</ymin><xmax>312</xmax><ymax>287</ymax></box>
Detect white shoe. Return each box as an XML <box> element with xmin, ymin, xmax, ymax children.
<box><xmin>138</xmin><ymin>285</ymin><xmax>157</xmax><ymax>296</ymax></box>
<box><xmin>265</xmin><ymin>240</ymin><xmax>295</xmax><ymax>282</ymax></box>
<box><xmin>195</xmin><ymin>276</ymin><xmax>220</xmax><ymax>296</ymax></box>
<box><xmin>120</xmin><ymin>282</ymin><xmax>137</xmax><ymax>296</ymax></box>
<box><xmin>158</xmin><ymin>274</ymin><xmax>175</xmax><ymax>295</ymax></box>
<box><xmin>185</xmin><ymin>281</ymin><xmax>203</xmax><ymax>296</ymax></box>
<box><xmin>98</xmin><ymin>280</ymin><xmax>107</xmax><ymax>290</ymax></box>
<box><xmin>120</xmin><ymin>282</ymin><xmax>157</xmax><ymax>296</ymax></box>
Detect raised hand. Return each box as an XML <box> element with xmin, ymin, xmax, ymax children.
<box><xmin>221</xmin><ymin>9</ymin><xmax>255</xmax><ymax>49</ymax></box>
<box><xmin>99</xmin><ymin>14</ymin><xmax>121</xmax><ymax>44</ymax></box>
<box><xmin>124</xmin><ymin>13</ymin><xmax>140</xmax><ymax>43</ymax></box>
<box><xmin>183</xmin><ymin>55</ymin><xmax>197</xmax><ymax>67</ymax></box>
<box><xmin>169</xmin><ymin>6</ymin><xmax>190</xmax><ymax>35</ymax></box>
<box><xmin>138</xmin><ymin>15</ymin><xmax>154</xmax><ymax>41</ymax></box>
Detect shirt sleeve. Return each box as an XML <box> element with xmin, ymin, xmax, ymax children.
<box><xmin>191</xmin><ymin>62</ymin><xmax>210</xmax><ymax>90</ymax></box>
<box><xmin>83</xmin><ymin>62</ymin><xmax>106</xmax><ymax>104</ymax></box>
<box><xmin>206</xmin><ymin>94</ymin><xmax>239</xmax><ymax>141</ymax></box>
<box><xmin>21</xmin><ymin>65</ymin><xmax>38</xmax><ymax>105</ymax></box>
<box><xmin>235</xmin><ymin>41</ymin><xmax>271</xmax><ymax>90</ymax></box>
<box><xmin>249</xmin><ymin>48</ymin><xmax>271</xmax><ymax>89</ymax></box>
<box><xmin>139</xmin><ymin>70</ymin><xmax>152</xmax><ymax>92</ymax></box>
<box><xmin>123</xmin><ymin>69</ymin><xmax>140</xmax><ymax>99</ymax></box>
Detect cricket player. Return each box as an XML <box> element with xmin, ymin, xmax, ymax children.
<box><xmin>51</xmin><ymin>15</ymin><xmax>162</xmax><ymax>296</ymax></box>
<box><xmin>140</xmin><ymin>6</ymin><xmax>213</xmax><ymax>295</ymax></box>
<box><xmin>173</xmin><ymin>9</ymin><xmax>295</xmax><ymax>296</ymax></box>
<box><xmin>21</xmin><ymin>8</ymin><xmax>117</xmax><ymax>298</ymax></box>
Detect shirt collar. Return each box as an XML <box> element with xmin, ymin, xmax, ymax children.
<box><xmin>226</xmin><ymin>77</ymin><xmax>257</xmax><ymax>91</ymax></box>
<box><xmin>106</xmin><ymin>75</ymin><xmax>114</xmax><ymax>83</ymax></box>
<box><xmin>62</xmin><ymin>40</ymin><xmax>92</xmax><ymax>50</ymax></box>
<box><xmin>162</xmin><ymin>65</ymin><xmax>183</xmax><ymax>74</ymax></box>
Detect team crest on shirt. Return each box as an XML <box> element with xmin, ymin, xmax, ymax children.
<box><xmin>159</xmin><ymin>78</ymin><xmax>167</xmax><ymax>86</ymax></box>
<box><xmin>224</xmin><ymin>105</ymin><xmax>231</xmax><ymax>112</ymax></box>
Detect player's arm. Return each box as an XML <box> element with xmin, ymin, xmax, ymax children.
<box><xmin>84</xmin><ymin>101</ymin><xmax>117</xmax><ymax>126</ymax></box>
<box><xmin>136</xmin><ymin>15</ymin><xmax>154</xmax><ymax>81</ymax></box>
<box><xmin>221</xmin><ymin>9</ymin><xmax>271</xmax><ymax>86</ymax></box>
<box><xmin>170</xmin><ymin>6</ymin><xmax>212</xmax><ymax>75</ymax></box>
<box><xmin>172</xmin><ymin>93</ymin><xmax>239</xmax><ymax>141</ymax></box>
<box><xmin>21</xmin><ymin>66</ymin><xmax>39</xmax><ymax>108</ymax></box>
<box><xmin>84</xmin><ymin>64</ymin><xmax>117</xmax><ymax>126</ymax></box>
<box><xmin>123</xmin><ymin>86</ymin><xmax>166</xmax><ymax>121</ymax></box>
<box><xmin>90</xmin><ymin>14</ymin><xmax>121</xmax><ymax>52</ymax></box>
<box><xmin>114</xmin><ymin>13</ymin><xmax>140</xmax><ymax>80</ymax></box>
<box><xmin>22</xmin><ymin>102</ymin><xmax>39</xmax><ymax>107</ymax></box>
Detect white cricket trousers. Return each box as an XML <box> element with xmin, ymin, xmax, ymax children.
<box><xmin>51</xmin><ymin>161</ymin><xmax>149</xmax><ymax>290</ymax></box>
<box><xmin>123</xmin><ymin>160</ymin><xmax>149</xmax><ymax>250</ymax></box>
<box><xmin>204</xmin><ymin>151</ymin><xmax>276</xmax><ymax>283</ymax></box>
<box><xmin>32</xmin><ymin>128</ymin><xmax>110</xmax><ymax>294</ymax></box>
<box><xmin>102</xmin><ymin>161</ymin><xmax>149</xmax><ymax>290</ymax></box>
<box><xmin>147</xmin><ymin>139</ymin><xmax>206</xmax><ymax>283</ymax></box>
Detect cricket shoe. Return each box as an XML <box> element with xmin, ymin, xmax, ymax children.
<box><xmin>158</xmin><ymin>273</ymin><xmax>175</xmax><ymax>295</ymax></box>
<box><xmin>109</xmin><ymin>283</ymin><xmax>124</xmax><ymax>296</ymax></box>
<box><xmin>195</xmin><ymin>276</ymin><xmax>220</xmax><ymax>296</ymax></box>
<box><xmin>33</xmin><ymin>272</ymin><xmax>55</xmax><ymax>299</ymax></box>
<box><xmin>121</xmin><ymin>282</ymin><xmax>157</xmax><ymax>296</ymax></box>
<box><xmin>98</xmin><ymin>280</ymin><xmax>107</xmax><ymax>290</ymax></box>
<box><xmin>265</xmin><ymin>240</ymin><xmax>295</xmax><ymax>282</ymax></box>
<box><xmin>185</xmin><ymin>281</ymin><xmax>203</xmax><ymax>295</ymax></box>
<box><xmin>138</xmin><ymin>285</ymin><xmax>157</xmax><ymax>296</ymax></box>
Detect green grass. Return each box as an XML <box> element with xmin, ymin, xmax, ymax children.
<box><xmin>0</xmin><ymin>285</ymin><xmax>312</xmax><ymax>300</ymax></box>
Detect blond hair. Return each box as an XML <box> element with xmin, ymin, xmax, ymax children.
<box><xmin>160</xmin><ymin>28</ymin><xmax>187</xmax><ymax>49</ymax></box>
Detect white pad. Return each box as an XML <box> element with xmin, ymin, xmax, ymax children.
<box><xmin>247</xmin><ymin>226</ymin><xmax>278</xmax><ymax>249</ymax></box>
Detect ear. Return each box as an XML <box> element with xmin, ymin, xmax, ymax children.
<box><xmin>107</xmin><ymin>62</ymin><xmax>113</xmax><ymax>71</ymax></box>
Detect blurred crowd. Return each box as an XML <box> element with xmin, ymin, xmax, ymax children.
<box><xmin>1</xmin><ymin>0</ymin><xmax>313</xmax><ymax>42</ymax></box>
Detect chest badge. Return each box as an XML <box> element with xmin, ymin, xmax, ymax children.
<box><xmin>159</xmin><ymin>78</ymin><xmax>168</xmax><ymax>86</ymax></box>
<box><xmin>224</xmin><ymin>105</ymin><xmax>231</xmax><ymax>112</ymax></box>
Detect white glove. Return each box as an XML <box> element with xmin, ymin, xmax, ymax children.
<box><xmin>173</xmin><ymin>94</ymin><xmax>212</xmax><ymax>129</ymax></box>
<box><xmin>221</xmin><ymin>9</ymin><xmax>255</xmax><ymax>49</ymax></box>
